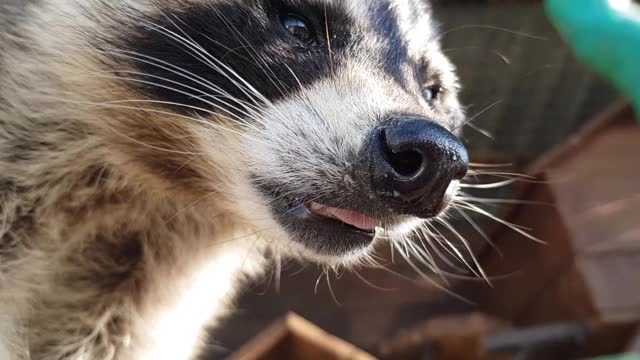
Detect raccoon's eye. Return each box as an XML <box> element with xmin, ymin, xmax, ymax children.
<box><xmin>423</xmin><ymin>85</ymin><xmax>442</xmax><ymax>102</ymax></box>
<box><xmin>282</xmin><ymin>14</ymin><xmax>314</xmax><ymax>44</ymax></box>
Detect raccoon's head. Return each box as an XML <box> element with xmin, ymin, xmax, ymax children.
<box><xmin>82</xmin><ymin>0</ymin><xmax>468</xmax><ymax>263</ymax></box>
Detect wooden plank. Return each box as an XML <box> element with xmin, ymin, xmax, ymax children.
<box><xmin>517</xmin><ymin>265</ymin><xmax>594</xmax><ymax>325</ymax></box>
<box><xmin>472</xmin><ymin>102</ymin><xmax>640</xmax><ymax>323</ymax></box>
<box><xmin>547</xmin><ymin>123</ymin><xmax>640</xmax><ymax>251</ymax></box>
<box><xmin>285</xmin><ymin>314</ymin><xmax>376</xmax><ymax>360</ymax></box>
<box><xmin>577</xmin><ymin>255</ymin><xmax>640</xmax><ymax>322</ymax></box>
<box><xmin>228</xmin><ymin>313</ymin><xmax>376</xmax><ymax>360</ymax></box>
<box><xmin>461</xmin><ymin>180</ymin><xmax>584</xmax><ymax>321</ymax></box>
<box><xmin>226</xmin><ymin>317</ymin><xmax>290</xmax><ymax>360</ymax></box>
<box><xmin>377</xmin><ymin>313</ymin><xmax>509</xmax><ymax>360</ymax></box>
<box><xmin>542</xmin><ymin>110</ymin><xmax>640</xmax><ymax>321</ymax></box>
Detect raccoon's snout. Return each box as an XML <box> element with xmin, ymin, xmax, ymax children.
<box><xmin>367</xmin><ymin>116</ymin><xmax>469</xmax><ymax>216</ymax></box>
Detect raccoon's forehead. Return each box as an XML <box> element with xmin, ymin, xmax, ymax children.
<box><xmin>337</xmin><ymin>0</ymin><xmax>436</xmax><ymax>57</ymax></box>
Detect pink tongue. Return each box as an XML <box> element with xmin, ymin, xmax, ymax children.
<box><xmin>309</xmin><ymin>203</ymin><xmax>380</xmax><ymax>231</ymax></box>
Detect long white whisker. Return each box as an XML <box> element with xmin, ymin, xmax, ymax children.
<box><xmin>392</xmin><ymin>242</ymin><xmax>473</xmax><ymax>304</ymax></box>
<box><xmin>352</xmin><ymin>269</ymin><xmax>394</xmax><ymax>291</ymax></box>
<box><xmin>404</xmin><ymin>234</ymin><xmax>446</xmax><ymax>283</ymax></box>
<box><xmin>94</xmin><ymin>96</ymin><xmax>248</xmax><ymax>127</ymax></box>
<box><xmin>434</xmin><ymin>24</ymin><xmax>547</xmax><ymax>44</ymax></box>
<box><xmin>424</xmin><ymin>221</ymin><xmax>476</xmax><ymax>272</ymax></box>
<box><xmin>460</xmin><ymin>179</ymin><xmax>518</xmax><ymax>189</ymax></box>
<box><xmin>101</xmin><ymin>51</ymin><xmax>268</xmax><ymax>132</ymax></box>
<box><xmin>437</xmin><ymin>218</ymin><xmax>488</xmax><ymax>282</ymax></box>
<box><xmin>417</xmin><ymin>223</ymin><xmax>468</xmax><ymax>273</ymax></box>
<box><xmin>456</xmin><ymin>202</ymin><xmax>543</xmax><ymax>243</ymax></box>
<box><xmin>454</xmin><ymin>207</ymin><xmax>502</xmax><ymax>256</ymax></box>
<box><xmin>166</xmin><ymin>191</ymin><xmax>219</xmax><ymax>224</ymax></box>
<box><xmin>274</xmin><ymin>253</ymin><xmax>282</xmax><ymax>293</ymax></box>
<box><xmin>135</xmin><ymin>13</ymin><xmax>271</xmax><ymax>107</ymax></box>
<box><xmin>92</xmin><ymin>69</ymin><xmax>264</xmax><ymax>122</ymax></box>
<box><xmin>104</xmin><ymin>49</ymin><xmax>263</xmax><ymax>115</ymax></box>
<box><xmin>55</xmin><ymin>98</ymin><xmax>273</xmax><ymax>148</ymax></box>
<box><xmin>204</xmin><ymin>6</ymin><xmax>290</xmax><ymax>100</ymax></box>
<box><xmin>467</xmin><ymin>171</ymin><xmax>537</xmax><ymax>179</ymax></box>
<box><xmin>456</xmin><ymin>196</ymin><xmax>551</xmax><ymax>206</ymax></box>
<box><xmin>454</xmin><ymin>99</ymin><xmax>504</xmax><ymax>132</ymax></box>
<box><xmin>152</xmin><ymin>11</ymin><xmax>298</xmax><ymax>140</ymax></box>
<box><xmin>325</xmin><ymin>270</ymin><xmax>341</xmax><ymax>306</ymax></box>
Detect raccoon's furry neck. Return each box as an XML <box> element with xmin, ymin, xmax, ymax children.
<box><xmin>0</xmin><ymin>114</ymin><xmax>267</xmax><ymax>358</ymax></box>
<box><xmin>0</xmin><ymin>108</ymin><xmax>267</xmax><ymax>360</ymax></box>
<box><xmin>0</xmin><ymin>162</ymin><xmax>265</xmax><ymax>359</ymax></box>
<box><xmin>0</xmin><ymin>3</ymin><xmax>267</xmax><ymax>360</ymax></box>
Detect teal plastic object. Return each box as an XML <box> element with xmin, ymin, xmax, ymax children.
<box><xmin>545</xmin><ymin>0</ymin><xmax>640</xmax><ymax>118</ymax></box>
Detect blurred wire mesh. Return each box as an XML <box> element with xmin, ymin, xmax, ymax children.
<box><xmin>434</xmin><ymin>2</ymin><xmax>619</xmax><ymax>166</ymax></box>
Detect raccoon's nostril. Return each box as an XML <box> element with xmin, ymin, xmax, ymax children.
<box><xmin>382</xmin><ymin>135</ymin><xmax>424</xmax><ymax>178</ymax></box>
<box><xmin>388</xmin><ymin>150</ymin><xmax>423</xmax><ymax>178</ymax></box>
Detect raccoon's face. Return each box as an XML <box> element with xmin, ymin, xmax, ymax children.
<box><xmin>102</xmin><ymin>0</ymin><xmax>467</xmax><ymax>263</ymax></box>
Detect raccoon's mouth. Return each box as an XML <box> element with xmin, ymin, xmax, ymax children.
<box><xmin>305</xmin><ymin>202</ymin><xmax>381</xmax><ymax>234</ymax></box>
<box><xmin>256</xmin><ymin>182</ymin><xmax>394</xmax><ymax>257</ymax></box>
<box><xmin>256</xmin><ymin>177</ymin><xmax>462</xmax><ymax>258</ymax></box>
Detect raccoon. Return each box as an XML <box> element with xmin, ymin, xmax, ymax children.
<box><xmin>0</xmin><ymin>0</ymin><xmax>468</xmax><ymax>358</ymax></box>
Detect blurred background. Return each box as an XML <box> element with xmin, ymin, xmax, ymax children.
<box><xmin>207</xmin><ymin>1</ymin><xmax>638</xmax><ymax>359</ymax></box>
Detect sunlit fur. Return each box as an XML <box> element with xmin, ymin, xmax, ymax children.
<box><xmin>0</xmin><ymin>0</ymin><xmax>508</xmax><ymax>359</ymax></box>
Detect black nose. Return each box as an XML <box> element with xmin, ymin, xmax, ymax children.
<box><xmin>368</xmin><ymin>116</ymin><xmax>468</xmax><ymax>215</ymax></box>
